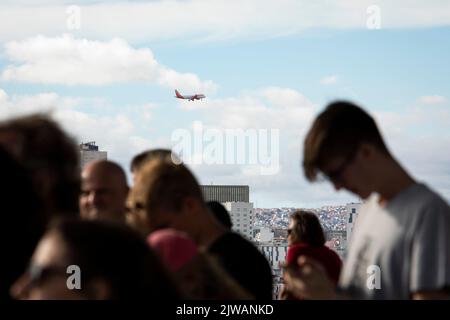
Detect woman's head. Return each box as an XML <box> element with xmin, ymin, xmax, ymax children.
<box><xmin>288</xmin><ymin>210</ymin><xmax>325</xmax><ymax>247</ymax></box>
<box><xmin>12</xmin><ymin>219</ymin><xmax>180</xmax><ymax>300</ymax></box>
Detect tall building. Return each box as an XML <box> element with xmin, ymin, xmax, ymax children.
<box><xmin>257</xmin><ymin>243</ymin><xmax>288</xmax><ymax>299</ymax></box>
<box><xmin>79</xmin><ymin>141</ymin><xmax>107</xmax><ymax>169</ymax></box>
<box><xmin>223</xmin><ymin>202</ymin><xmax>254</xmax><ymax>241</ymax></box>
<box><xmin>346</xmin><ymin>202</ymin><xmax>362</xmax><ymax>245</ymax></box>
<box><xmin>254</xmin><ymin>226</ymin><xmax>274</xmax><ymax>243</ymax></box>
<box><xmin>201</xmin><ymin>185</ymin><xmax>249</xmax><ymax>203</ymax></box>
<box><xmin>325</xmin><ymin>230</ymin><xmax>347</xmax><ymax>260</ymax></box>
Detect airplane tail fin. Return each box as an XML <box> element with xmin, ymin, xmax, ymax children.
<box><xmin>175</xmin><ymin>89</ymin><xmax>183</xmax><ymax>98</ymax></box>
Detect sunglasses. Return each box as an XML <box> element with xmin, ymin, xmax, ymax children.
<box><xmin>319</xmin><ymin>149</ymin><xmax>359</xmax><ymax>184</ymax></box>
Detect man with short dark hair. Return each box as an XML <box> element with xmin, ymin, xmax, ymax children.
<box><xmin>128</xmin><ymin>159</ymin><xmax>273</xmax><ymax>299</ymax></box>
<box><xmin>80</xmin><ymin>160</ymin><xmax>129</xmax><ymax>224</ymax></box>
<box><xmin>207</xmin><ymin>201</ymin><xmax>233</xmax><ymax>229</ymax></box>
<box><xmin>129</xmin><ymin>148</ymin><xmax>180</xmax><ymax>183</ymax></box>
<box><xmin>285</xmin><ymin>101</ymin><xmax>450</xmax><ymax>299</ymax></box>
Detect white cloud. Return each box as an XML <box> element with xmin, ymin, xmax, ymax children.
<box><xmin>0</xmin><ymin>88</ymin><xmax>78</xmax><ymax>118</ymax></box>
<box><xmin>320</xmin><ymin>75</ymin><xmax>339</xmax><ymax>85</ymax></box>
<box><xmin>1</xmin><ymin>86</ymin><xmax>449</xmax><ymax>207</ymax></box>
<box><xmin>172</xmin><ymin>87</ymin><xmax>356</xmax><ymax>206</ymax></box>
<box><xmin>419</xmin><ymin>95</ymin><xmax>448</xmax><ymax>105</ymax></box>
<box><xmin>0</xmin><ymin>1</ymin><xmax>449</xmax><ymax>43</ymax></box>
<box><xmin>1</xmin><ymin>34</ymin><xmax>217</xmax><ymax>93</ymax></box>
<box><xmin>0</xmin><ymin>88</ymin><xmax>158</xmax><ymax>174</ymax></box>
<box><xmin>173</xmin><ymin>90</ymin><xmax>450</xmax><ymax>206</ymax></box>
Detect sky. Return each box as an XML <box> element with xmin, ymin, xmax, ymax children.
<box><xmin>0</xmin><ymin>0</ymin><xmax>449</xmax><ymax>208</ymax></box>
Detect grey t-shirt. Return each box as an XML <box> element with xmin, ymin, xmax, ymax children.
<box><xmin>339</xmin><ymin>183</ymin><xmax>450</xmax><ymax>299</ymax></box>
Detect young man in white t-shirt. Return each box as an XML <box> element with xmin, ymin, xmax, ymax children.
<box><xmin>284</xmin><ymin>101</ymin><xmax>450</xmax><ymax>299</ymax></box>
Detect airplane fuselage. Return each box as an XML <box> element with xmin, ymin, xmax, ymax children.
<box><xmin>175</xmin><ymin>90</ymin><xmax>205</xmax><ymax>101</ymax></box>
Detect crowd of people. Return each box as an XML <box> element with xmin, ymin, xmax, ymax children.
<box><xmin>1</xmin><ymin>100</ymin><xmax>449</xmax><ymax>300</ymax></box>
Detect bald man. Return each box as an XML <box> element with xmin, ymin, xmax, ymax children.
<box><xmin>80</xmin><ymin>160</ymin><xmax>129</xmax><ymax>224</ymax></box>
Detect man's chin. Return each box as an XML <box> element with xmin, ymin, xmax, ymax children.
<box><xmin>347</xmin><ymin>188</ymin><xmax>370</xmax><ymax>200</ymax></box>
<box><xmin>85</xmin><ymin>209</ymin><xmax>103</xmax><ymax>220</ymax></box>
<box><xmin>356</xmin><ymin>190</ymin><xmax>371</xmax><ymax>200</ymax></box>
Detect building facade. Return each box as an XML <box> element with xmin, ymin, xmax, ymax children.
<box><xmin>325</xmin><ymin>229</ymin><xmax>347</xmax><ymax>260</ymax></box>
<box><xmin>223</xmin><ymin>201</ymin><xmax>254</xmax><ymax>241</ymax></box>
<box><xmin>346</xmin><ymin>202</ymin><xmax>362</xmax><ymax>246</ymax></box>
<box><xmin>201</xmin><ymin>185</ymin><xmax>249</xmax><ymax>203</ymax></box>
<box><xmin>79</xmin><ymin>141</ymin><xmax>107</xmax><ymax>169</ymax></box>
<box><xmin>254</xmin><ymin>226</ymin><xmax>274</xmax><ymax>243</ymax></box>
<box><xmin>257</xmin><ymin>243</ymin><xmax>288</xmax><ymax>299</ymax></box>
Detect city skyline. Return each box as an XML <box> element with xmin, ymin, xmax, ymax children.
<box><xmin>1</xmin><ymin>1</ymin><xmax>449</xmax><ymax>208</ymax></box>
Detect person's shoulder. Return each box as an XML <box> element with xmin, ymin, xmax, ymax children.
<box><xmin>286</xmin><ymin>243</ymin><xmax>313</xmax><ymax>264</ymax></box>
<box><xmin>287</xmin><ymin>243</ymin><xmax>311</xmax><ymax>254</ymax></box>
<box><xmin>411</xmin><ymin>183</ymin><xmax>450</xmax><ymax>211</ymax></box>
<box><xmin>223</xmin><ymin>232</ymin><xmax>260</xmax><ymax>249</ymax></box>
<box><xmin>399</xmin><ymin>183</ymin><xmax>450</xmax><ymax>225</ymax></box>
<box><xmin>209</xmin><ymin>232</ymin><xmax>272</xmax><ymax>270</ymax></box>
<box><xmin>322</xmin><ymin>246</ymin><xmax>343</xmax><ymax>263</ymax></box>
<box><xmin>210</xmin><ymin>231</ymin><xmax>257</xmax><ymax>252</ymax></box>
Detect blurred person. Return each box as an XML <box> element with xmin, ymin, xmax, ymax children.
<box><xmin>207</xmin><ymin>201</ymin><xmax>233</xmax><ymax>229</ymax></box>
<box><xmin>148</xmin><ymin>228</ymin><xmax>252</xmax><ymax>299</ymax></box>
<box><xmin>280</xmin><ymin>210</ymin><xmax>341</xmax><ymax>300</ymax></box>
<box><xmin>0</xmin><ymin>147</ymin><xmax>44</xmax><ymax>300</ymax></box>
<box><xmin>0</xmin><ymin>114</ymin><xmax>80</xmax><ymax>223</ymax></box>
<box><xmin>128</xmin><ymin>159</ymin><xmax>273</xmax><ymax>299</ymax></box>
<box><xmin>147</xmin><ymin>228</ymin><xmax>198</xmax><ymax>272</ymax></box>
<box><xmin>80</xmin><ymin>160</ymin><xmax>128</xmax><ymax>224</ymax></box>
<box><xmin>284</xmin><ymin>101</ymin><xmax>450</xmax><ymax>299</ymax></box>
<box><xmin>178</xmin><ymin>251</ymin><xmax>254</xmax><ymax>300</ymax></box>
<box><xmin>11</xmin><ymin>219</ymin><xmax>180</xmax><ymax>300</ymax></box>
<box><xmin>130</xmin><ymin>148</ymin><xmax>180</xmax><ymax>183</ymax></box>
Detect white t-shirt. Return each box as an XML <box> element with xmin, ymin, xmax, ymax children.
<box><xmin>339</xmin><ymin>183</ymin><xmax>450</xmax><ymax>299</ymax></box>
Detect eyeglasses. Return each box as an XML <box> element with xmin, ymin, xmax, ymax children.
<box><xmin>319</xmin><ymin>149</ymin><xmax>358</xmax><ymax>184</ymax></box>
<box><xmin>126</xmin><ymin>201</ymin><xmax>145</xmax><ymax>215</ymax></box>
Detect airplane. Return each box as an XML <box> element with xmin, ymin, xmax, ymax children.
<box><xmin>174</xmin><ymin>89</ymin><xmax>205</xmax><ymax>101</ymax></box>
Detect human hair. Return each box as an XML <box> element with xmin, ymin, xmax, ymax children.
<box><xmin>0</xmin><ymin>113</ymin><xmax>80</xmax><ymax>218</ymax></box>
<box><xmin>289</xmin><ymin>210</ymin><xmax>325</xmax><ymax>247</ymax></box>
<box><xmin>130</xmin><ymin>159</ymin><xmax>204</xmax><ymax>214</ymax></box>
<box><xmin>47</xmin><ymin>219</ymin><xmax>180</xmax><ymax>299</ymax></box>
<box><xmin>0</xmin><ymin>146</ymin><xmax>45</xmax><ymax>300</ymax></box>
<box><xmin>207</xmin><ymin>201</ymin><xmax>233</xmax><ymax>229</ymax></box>
<box><xmin>130</xmin><ymin>149</ymin><xmax>180</xmax><ymax>173</ymax></box>
<box><xmin>84</xmin><ymin>160</ymin><xmax>128</xmax><ymax>188</ymax></box>
<box><xmin>303</xmin><ymin>101</ymin><xmax>389</xmax><ymax>181</ymax></box>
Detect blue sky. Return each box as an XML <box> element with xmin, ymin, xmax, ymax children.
<box><xmin>0</xmin><ymin>1</ymin><xmax>449</xmax><ymax>207</ymax></box>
